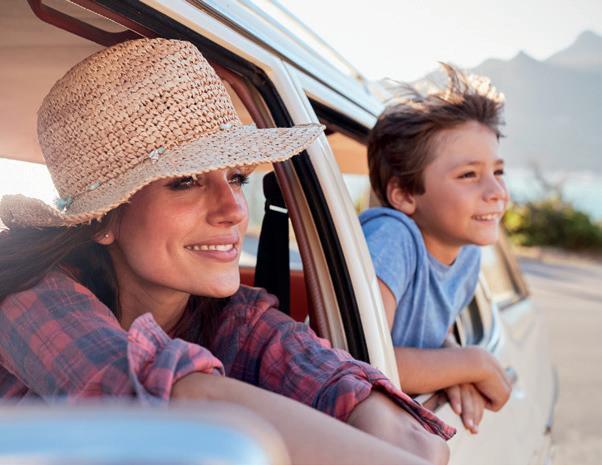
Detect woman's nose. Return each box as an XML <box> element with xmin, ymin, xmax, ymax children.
<box><xmin>206</xmin><ymin>180</ymin><xmax>247</xmax><ymax>226</ymax></box>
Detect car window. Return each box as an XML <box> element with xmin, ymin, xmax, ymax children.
<box><xmin>325</xmin><ymin>131</ymin><xmax>372</xmax><ymax>213</ymax></box>
<box><xmin>241</xmin><ymin>169</ymin><xmax>302</xmax><ymax>271</ymax></box>
<box><xmin>0</xmin><ymin>158</ymin><xmax>56</xmax><ymax>229</ymax></box>
<box><xmin>323</xmin><ymin>130</ymin><xmax>371</xmax><ymax>209</ymax></box>
<box><xmin>454</xmin><ymin>281</ymin><xmax>495</xmax><ymax>348</ymax></box>
<box><xmin>480</xmin><ymin>242</ymin><xmax>524</xmax><ymax>309</ymax></box>
<box><xmin>315</xmin><ymin>109</ymin><xmax>500</xmax><ymax>352</ymax></box>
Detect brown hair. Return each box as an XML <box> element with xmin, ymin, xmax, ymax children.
<box><xmin>367</xmin><ymin>63</ymin><xmax>505</xmax><ymax>207</ymax></box>
<box><xmin>0</xmin><ymin>215</ymin><xmax>224</xmax><ymax>347</ymax></box>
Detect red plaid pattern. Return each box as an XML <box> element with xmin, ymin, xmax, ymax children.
<box><xmin>0</xmin><ymin>271</ymin><xmax>454</xmax><ymax>439</ymax></box>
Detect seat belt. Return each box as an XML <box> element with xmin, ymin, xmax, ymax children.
<box><xmin>254</xmin><ymin>171</ymin><xmax>290</xmax><ymax>315</ymax></box>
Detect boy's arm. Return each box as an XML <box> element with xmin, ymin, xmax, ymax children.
<box><xmin>379</xmin><ymin>279</ymin><xmax>511</xmax><ymax>406</ymax></box>
<box><xmin>380</xmin><ymin>279</ymin><xmax>469</xmax><ymax>392</ymax></box>
<box><xmin>394</xmin><ymin>345</ymin><xmax>493</xmax><ymax>395</ymax></box>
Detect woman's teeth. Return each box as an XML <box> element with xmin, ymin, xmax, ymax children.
<box><xmin>473</xmin><ymin>213</ymin><xmax>498</xmax><ymax>221</ymax></box>
<box><xmin>185</xmin><ymin>244</ymin><xmax>235</xmax><ymax>251</ymax></box>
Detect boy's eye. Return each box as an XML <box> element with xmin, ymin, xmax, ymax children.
<box><xmin>494</xmin><ymin>168</ymin><xmax>505</xmax><ymax>176</ymax></box>
<box><xmin>457</xmin><ymin>171</ymin><xmax>477</xmax><ymax>179</ymax></box>
<box><xmin>229</xmin><ymin>172</ymin><xmax>250</xmax><ymax>187</ymax></box>
<box><xmin>167</xmin><ymin>176</ymin><xmax>198</xmax><ymax>190</ymax></box>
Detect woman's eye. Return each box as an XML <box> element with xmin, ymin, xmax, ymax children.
<box><xmin>229</xmin><ymin>173</ymin><xmax>250</xmax><ymax>187</ymax></box>
<box><xmin>494</xmin><ymin>168</ymin><xmax>505</xmax><ymax>176</ymax></box>
<box><xmin>167</xmin><ymin>176</ymin><xmax>198</xmax><ymax>190</ymax></box>
<box><xmin>458</xmin><ymin>171</ymin><xmax>477</xmax><ymax>179</ymax></box>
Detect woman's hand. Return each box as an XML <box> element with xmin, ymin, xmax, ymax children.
<box><xmin>347</xmin><ymin>391</ymin><xmax>450</xmax><ymax>465</ymax></box>
<box><xmin>444</xmin><ymin>383</ymin><xmax>485</xmax><ymax>434</ymax></box>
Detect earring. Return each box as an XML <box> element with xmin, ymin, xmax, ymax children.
<box><xmin>103</xmin><ymin>233</ymin><xmax>110</xmax><ymax>239</ymax></box>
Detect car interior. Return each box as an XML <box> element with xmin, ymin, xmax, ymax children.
<box><xmin>1</xmin><ymin>0</ymin><xmax>337</xmax><ymax>340</ymax></box>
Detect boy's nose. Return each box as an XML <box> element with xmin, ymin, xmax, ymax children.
<box><xmin>483</xmin><ymin>175</ymin><xmax>509</xmax><ymax>203</ymax></box>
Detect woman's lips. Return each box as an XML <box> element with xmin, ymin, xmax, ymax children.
<box><xmin>184</xmin><ymin>242</ymin><xmax>239</xmax><ymax>262</ymax></box>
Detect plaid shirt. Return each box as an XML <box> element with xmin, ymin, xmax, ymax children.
<box><xmin>0</xmin><ymin>271</ymin><xmax>454</xmax><ymax>439</ymax></box>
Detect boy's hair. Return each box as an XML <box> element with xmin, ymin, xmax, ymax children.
<box><xmin>367</xmin><ymin>63</ymin><xmax>505</xmax><ymax>207</ymax></box>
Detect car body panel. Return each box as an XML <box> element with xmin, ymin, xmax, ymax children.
<box><xmin>0</xmin><ymin>402</ymin><xmax>289</xmax><ymax>465</ymax></box>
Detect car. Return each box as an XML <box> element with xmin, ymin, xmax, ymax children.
<box><xmin>0</xmin><ymin>402</ymin><xmax>289</xmax><ymax>465</ymax></box>
<box><xmin>0</xmin><ymin>1</ymin><xmax>557</xmax><ymax>464</ymax></box>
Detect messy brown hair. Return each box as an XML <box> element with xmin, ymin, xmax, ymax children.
<box><xmin>367</xmin><ymin>63</ymin><xmax>505</xmax><ymax>207</ymax></box>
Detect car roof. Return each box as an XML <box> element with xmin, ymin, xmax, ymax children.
<box><xmin>0</xmin><ymin>0</ymin><xmax>385</xmax><ymax>165</ymax></box>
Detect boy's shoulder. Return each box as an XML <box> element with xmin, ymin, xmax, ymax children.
<box><xmin>359</xmin><ymin>206</ymin><xmax>418</xmax><ymax>232</ymax></box>
<box><xmin>359</xmin><ymin>207</ymin><xmax>426</xmax><ymax>262</ymax></box>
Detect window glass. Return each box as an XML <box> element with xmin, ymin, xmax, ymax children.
<box><xmin>240</xmin><ymin>168</ymin><xmax>302</xmax><ymax>270</ymax></box>
<box><xmin>454</xmin><ymin>284</ymin><xmax>495</xmax><ymax>347</ymax></box>
<box><xmin>221</xmin><ymin>81</ymin><xmax>302</xmax><ymax>271</ymax></box>
<box><xmin>480</xmin><ymin>244</ymin><xmax>520</xmax><ymax>308</ymax></box>
<box><xmin>0</xmin><ymin>158</ymin><xmax>56</xmax><ymax>228</ymax></box>
<box><xmin>321</xmin><ymin>118</ymin><xmax>503</xmax><ymax>349</ymax></box>
<box><xmin>325</xmin><ymin>131</ymin><xmax>371</xmax><ymax>213</ymax></box>
<box><xmin>455</xmin><ymin>298</ymin><xmax>483</xmax><ymax>346</ymax></box>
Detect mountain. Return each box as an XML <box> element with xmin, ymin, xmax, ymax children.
<box><xmin>546</xmin><ymin>30</ymin><xmax>602</xmax><ymax>75</ymax></box>
<box><xmin>410</xmin><ymin>31</ymin><xmax>602</xmax><ymax>172</ymax></box>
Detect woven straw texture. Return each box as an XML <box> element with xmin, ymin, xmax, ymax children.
<box><xmin>0</xmin><ymin>38</ymin><xmax>322</xmax><ymax>228</ymax></box>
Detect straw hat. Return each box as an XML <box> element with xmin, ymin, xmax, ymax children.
<box><xmin>0</xmin><ymin>38</ymin><xmax>322</xmax><ymax>228</ymax></box>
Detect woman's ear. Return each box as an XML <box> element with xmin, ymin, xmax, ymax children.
<box><xmin>93</xmin><ymin>230</ymin><xmax>115</xmax><ymax>245</ymax></box>
<box><xmin>386</xmin><ymin>179</ymin><xmax>416</xmax><ymax>215</ymax></box>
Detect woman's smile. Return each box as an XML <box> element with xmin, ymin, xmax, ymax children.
<box><xmin>184</xmin><ymin>234</ymin><xmax>241</xmax><ymax>262</ymax></box>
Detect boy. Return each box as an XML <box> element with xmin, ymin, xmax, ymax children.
<box><xmin>360</xmin><ymin>64</ymin><xmax>512</xmax><ymax>434</ymax></box>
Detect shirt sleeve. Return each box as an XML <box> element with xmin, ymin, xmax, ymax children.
<box><xmin>0</xmin><ymin>272</ymin><xmax>224</xmax><ymax>404</ymax></box>
<box><xmin>212</xmin><ymin>287</ymin><xmax>455</xmax><ymax>440</ymax></box>
<box><xmin>361</xmin><ymin>213</ymin><xmax>418</xmax><ymax>304</ymax></box>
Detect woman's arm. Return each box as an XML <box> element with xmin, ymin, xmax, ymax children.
<box><xmin>210</xmin><ymin>286</ymin><xmax>453</xmax><ymax>463</ymax></box>
<box><xmin>347</xmin><ymin>391</ymin><xmax>449</xmax><ymax>465</ymax></box>
<box><xmin>172</xmin><ymin>372</ymin><xmax>441</xmax><ymax>465</ymax></box>
<box><xmin>0</xmin><ymin>271</ymin><xmax>223</xmax><ymax>401</ymax></box>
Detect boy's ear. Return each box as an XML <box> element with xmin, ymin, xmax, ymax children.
<box><xmin>386</xmin><ymin>179</ymin><xmax>416</xmax><ymax>215</ymax></box>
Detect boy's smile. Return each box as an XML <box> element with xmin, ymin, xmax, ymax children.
<box><xmin>391</xmin><ymin>121</ymin><xmax>509</xmax><ymax>265</ymax></box>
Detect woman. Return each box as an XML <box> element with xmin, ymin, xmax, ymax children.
<box><xmin>0</xmin><ymin>38</ymin><xmax>451</xmax><ymax>465</ymax></box>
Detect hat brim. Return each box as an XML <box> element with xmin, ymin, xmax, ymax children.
<box><xmin>0</xmin><ymin>123</ymin><xmax>323</xmax><ymax>228</ymax></box>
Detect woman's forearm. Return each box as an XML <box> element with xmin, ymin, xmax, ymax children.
<box><xmin>172</xmin><ymin>373</ymin><xmax>435</xmax><ymax>465</ymax></box>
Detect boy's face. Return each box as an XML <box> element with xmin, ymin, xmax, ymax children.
<box><xmin>393</xmin><ymin>121</ymin><xmax>508</xmax><ymax>264</ymax></box>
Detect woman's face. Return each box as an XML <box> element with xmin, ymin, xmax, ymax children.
<box><xmin>106</xmin><ymin>167</ymin><xmax>251</xmax><ymax>301</ymax></box>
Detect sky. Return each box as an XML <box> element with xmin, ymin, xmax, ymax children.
<box><xmin>277</xmin><ymin>0</ymin><xmax>602</xmax><ymax>81</ymax></box>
